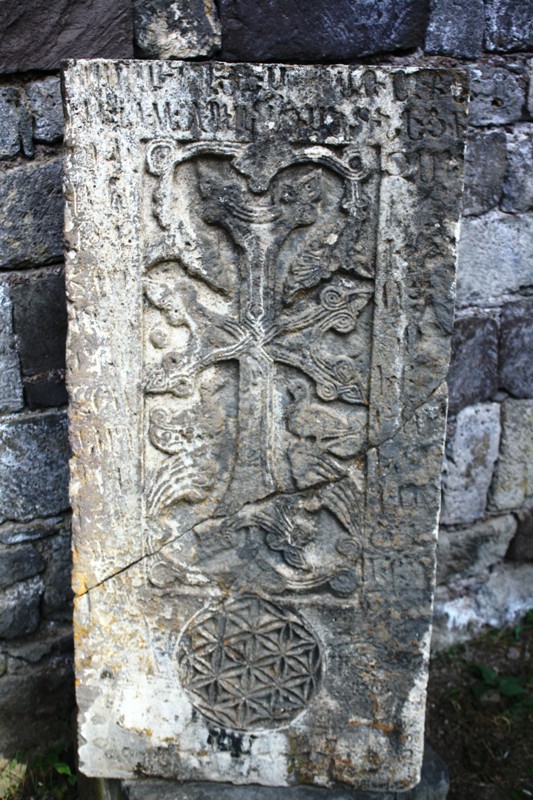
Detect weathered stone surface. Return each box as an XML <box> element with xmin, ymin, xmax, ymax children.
<box><xmin>490</xmin><ymin>399</ymin><xmax>533</xmax><ymax>510</ymax></box>
<box><xmin>39</xmin><ymin>530</ymin><xmax>73</xmax><ymax>622</ymax></box>
<box><xmin>0</xmin><ymin>577</ymin><xmax>42</xmax><ymax>639</ymax></box>
<box><xmin>437</xmin><ymin>515</ymin><xmax>517</xmax><ymax>583</ymax></box>
<box><xmin>26</xmin><ymin>77</ymin><xmax>64</xmax><ymax>144</ymax></box>
<box><xmin>468</xmin><ymin>63</ymin><xmax>526</xmax><ymax>127</ymax></box>
<box><xmin>502</xmin><ymin>126</ymin><xmax>533</xmax><ymax>212</ymax></box>
<box><xmin>119</xmin><ymin>743</ymin><xmax>449</xmax><ymax>798</ymax></box>
<box><xmin>441</xmin><ymin>404</ymin><xmax>501</xmax><ymax>526</ymax></box>
<box><xmin>134</xmin><ymin>0</ymin><xmax>221</xmax><ymax>58</ymax></box>
<box><xmin>219</xmin><ymin>0</ymin><xmax>429</xmax><ymax>62</ymax></box>
<box><xmin>64</xmin><ymin>61</ymin><xmax>467</xmax><ymax>789</ymax></box>
<box><xmin>507</xmin><ymin>506</ymin><xmax>533</xmax><ymax>560</ymax></box>
<box><xmin>456</xmin><ymin>211</ymin><xmax>533</xmax><ymax>308</ymax></box>
<box><xmin>0</xmin><ymin>0</ymin><xmax>133</xmax><ymax>73</ymax></box>
<box><xmin>484</xmin><ymin>0</ymin><xmax>533</xmax><ymax>52</ymax></box>
<box><xmin>0</xmin><ymin>516</ymin><xmax>66</xmax><ymax>545</ymax></box>
<box><xmin>0</xmin><ymin>159</ymin><xmax>64</xmax><ymax>270</ymax></box>
<box><xmin>447</xmin><ymin>312</ymin><xmax>498</xmax><ymax>415</ymax></box>
<box><xmin>0</xmin><ymin>88</ymin><xmax>22</xmax><ymax>160</ymax></box>
<box><xmin>462</xmin><ymin>129</ymin><xmax>507</xmax><ymax>216</ymax></box>
<box><xmin>499</xmin><ymin>300</ymin><xmax>533</xmax><ymax>398</ymax></box>
<box><xmin>10</xmin><ymin>270</ymin><xmax>68</xmax><ymax>407</ymax></box>
<box><xmin>424</xmin><ymin>0</ymin><xmax>484</xmax><ymax>58</ymax></box>
<box><xmin>432</xmin><ymin>562</ymin><xmax>533</xmax><ymax>651</ymax></box>
<box><xmin>0</xmin><ymin>626</ymin><xmax>75</xmax><ymax>758</ymax></box>
<box><xmin>0</xmin><ymin>411</ymin><xmax>70</xmax><ymax>524</ymax></box>
<box><xmin>0</xmin><ymin>282</ymin><xmax>23</xmax><ymax>414</ymax></box>
<box><xmin>0</xmin><ymin>544</ymin><xmax>44</xmax><ymax>591</ymax></box>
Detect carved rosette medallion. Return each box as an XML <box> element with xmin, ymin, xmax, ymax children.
<box><xmin>177</xmin><ymin>594</ymin><xmax>322</xmax><ymax>730</ymax></box>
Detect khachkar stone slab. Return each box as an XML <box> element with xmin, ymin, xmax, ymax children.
<box><xmin>64</xmin><ymin>61</ymin><xmax>467</xmax><ymax>792</ymax></box>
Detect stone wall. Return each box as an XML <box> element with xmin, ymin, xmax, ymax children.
<box><xmin>0</xmin><ymin>0</ymin><xmax>531</xmax><ymax>757</ymax></box>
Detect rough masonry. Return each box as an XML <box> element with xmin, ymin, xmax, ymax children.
<box><xmin>63</xmin><ymin>61</ymin><xmax>467</xmax><ymax>790</ymax></box>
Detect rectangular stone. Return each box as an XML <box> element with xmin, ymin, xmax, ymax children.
<box><xmin>0</xmin><ymin>0</ymin><xmax>133</xmax><ymax>73</ymax></box>
<box><xmin>0</xmin><ymin>411</ymin><xmax>70</xmax><ymax>524</ymax></box>
<box><xmin>63</xmin><ymin>61</ymin><xmax>467</xmax><ymax>792</ymax></box>
<box><xmin>0</xmin><ymin>159</ymin><xmax>64</xmax><ymax>270</ymax></box>
<box><xmin>0</xmin><ymin>282</ymin><xmax>23</xmax><ymax>414</ymax></box>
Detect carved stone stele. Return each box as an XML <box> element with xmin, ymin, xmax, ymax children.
<box><xmin>64</xmin><ymin>61</ymin><xmax>467</xmax><ymax>791</ymax></box>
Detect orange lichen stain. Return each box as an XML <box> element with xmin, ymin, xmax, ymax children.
<box><xmin>194</xmin><ymin>750</ymin><xmax>209</xmax><ymax>758</ymax></box>
<box><xmin>371</xmin><ymin>721</ymin><xmax>396</xmax><ymax>734</ymax></box>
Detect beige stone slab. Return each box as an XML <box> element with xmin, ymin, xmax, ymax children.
<box><xmin>63</xmin><ymin>61</ymin><xmax>468</xmax><ymax>791</ymax></box>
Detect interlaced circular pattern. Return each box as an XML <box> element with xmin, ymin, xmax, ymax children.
<box><xmin>177</xmin><ymin>594</ymin><xmax>322</xmax><ymax>731</ymax></box>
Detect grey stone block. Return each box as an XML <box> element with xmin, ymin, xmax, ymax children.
<box><xmin>0</xmin><ymin>0</ymin><xmax>133</xmax><ymax>73</ymax></box>
<box><xmin>0</xmin><ymin>159</ymin><xmax>64</xmax><ymax>270</ymax></box>
<box><xmin>0</xmin><ymin>282</ymin><xmax>23</xmax><ymax>414</ymax></box>
<box><xmin>468</xmin><ymin>63</ymin><xmax>526</xmax><ymax>127</ymax></box>
<box><xmin>437</xmin><ymin>515</ymin><xmax>517</xmax><ymax>583</ymax></box>
<box><xmin>484</xmin><ymin>0</ymin><xmax>533</xmax><ymax>52</ymax></box>
<box><xmin>0</xmin><ymin>88</ymin><xmax>22</xmax><ymax>160</ymax></box>
<box><xmin>499</xmin><ymin>300</ymin><xmax>533</xmax><ymax>398</ymax></box>
<box><xmin>447</xmin><ymin>312</ymin><xmax>498</xmax><ymax>415</ymax></box>
<box><xmin>0</xmin><ymin>626</ymin><xmax>75</xmax><ymax>758</ymax></box>
<box><xmin>432</xmin><ymin>562</ymin><xmax>533</xmax><ymax>651</ymax></box>
<box><xmin>10</xmin><ymin>270</ymin><xmax>68</xmax><ymax>407</ymax></box>
<box><xmin>507</xmin><ymin>506</ymin><xmax>533</xmax><ymax>560</ymax></box>
<box><xmin>441</xmin><ymin>403</ymin><xmax>501</xmax><ymax>526</ymax></box>
<box><xmin>219</xmin><ymin>0</ymin><xmax>430</xmax><ymax>62</ymax></box>
<box><xmin>425</xmin><ymin>0</ymin><xmax>484</xmax><ymax>58</ymax></box>
<box><xmin>0</xmin><ymin>543</ymin><xmax>44</xmax><ymax>590</ymax></box>
<box><xmin>134</xmin><ymin>0</ymin><xmax>221</xmax><ymax>58</ymax></box>
<box><xmin>0</xmin><ymin>577</ymin><xmax>42</xmax><ymax>639</ymax></box>
<box><xmin>456</xmin><ymin>211</ymin><xmax>533</xmax><ymax>308</ymax></box>
<box><xmin>0</xmin><ymin>411</ymin><xmax>70</xmax><ymax>524</ymax></box>
<box><xmin>0</xmin><ymin>516</ymin><xmax>66</xmax><ymax>545</ymax></box>
<box><xmin>462</xmin><ymin>129</ymin><xmax>507</xmax><ymax>216</ymax></box>
<box><xmin>119</xmin><ymin>743</ymin><xmax>448</xmax><ymax>798</ymax></box>
<box><xmin>490</xmin><ymin>399</ymin><xmax>533</xmax><ymax>510</ymax></box>
<box><xmin>38</xmin><ymin>530</ymin><xmax>73</xmax><ymax>622</ymax></box>
<box><xmin>26</xmin><ymin>77</ymin><xmax>64</xmax><ymax>144</ymax></box>
<box><xmin>502</xmin><ymin>126</ymin><xmax>533</xmax><ymax>212</ymax></box>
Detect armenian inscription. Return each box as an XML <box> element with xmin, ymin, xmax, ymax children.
<box><xmin>64</xmin><ymin>61</ymin><xmax>468</xmax><ymax>791</ymax></box>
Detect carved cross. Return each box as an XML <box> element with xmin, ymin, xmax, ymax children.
<box><xmin>144</xmin><ymin>142</ymin><xmax>373</xmax><ymax>513</ymax></box>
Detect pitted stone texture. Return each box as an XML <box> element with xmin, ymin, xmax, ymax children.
<box><xmin>0</xmin><ymin>159</ymin><xmax>64</xmax><ymax>270</ymax></box>
<box><xmin>0</xmin><ymin>283</ymin><xmax>23</xmax><ymax>414</ymax></box>
<box><xmin>441</xmin><ymin>404</ymin><xmax>501</xmax><ymax>526</ymax></box>
<box><xmin>468</xmin><ymin>63</ymin><xmax>526</xmax><ymax>127</ymax></box>
<box><xmin>120</xmin><ymin>743</ymin><xmax>449</xmax><ymax>798</ymax></box>
<box><xmin>437</xmin><ymin>515</ymin><xmax>517</xmax><ymax>583</ymax></box>
<box><xmin>219</xmin><ymin>0</ymin><xmax>429</xmax><ymax>62</ymax></box>
<box><xmin>0</xmin><ymin>625</ymin><xmax>75</xmax><ymax>758</ymax></box>
<box><xmin>484</xmin><ymin>0</ymin><xmax>533</xmax><ymax>52</ymax></box>
<box><xmin>10</xmin><ymin>270</ymin><xmax>68</xmax><ymax>408</ymax></box>
<box><xmin>0</xmin><ymin>577</ymin><xmax>42</xmax><ymax>639</ymax></box>
<box><xmin>64</xmin><ymin>61</ymin><xmax>467</xmax><ymax>789</ymax></box>
<box><xmin>490</xmin><ymin>399</ymin><xmax>533</xmax><ymax>510</ymax></box>
<box><xmin>456</xmin><ymin>211</ymin><xmax>533</xmax><ymax>308</ymax></box>
<box><xmin>447</xmin><ymin>312</ymin><xmax>498</xmax><ymax>415</ymax></box>
<box><xmin>134</xmin><ymin>0</ymin><xmax>221</xmax><ymax>58</ymax></box>
<box><xmin>26</xmin><ymin>78</ymin><xmax>64</xmax><ymax>144</ymax></box>
<box><xmin>432</xmin><ymin>562</ymin><xmax>533</xmax><ymax>651</ymax></box>
<box><xmin>499</xmin><ymin>300</ymin><xmax>533</xmax><ymax>398</ymax></box>
<box><xmin>0</xmin><ymin>411</ymin><xmax>70</xmax><ymax>524</ymax></box>
<box><xmin>0</xmin><ymin>88</ymin><xmax>22</xmax><ymax>160</ymax></box>
<box><xmin>502</xmin><ymin>126</ymin><xmax>533</xmax><ymax>213</ymax></box>
<box><xmin>0</xmin><ymin>0</ymin><xmax>133</xmax><ymax>73</ymax></box>
<box><xmin>425</xmin><ymin>0</ymin><xmax>484</xmax><ymax>58</ymax></box>
<box><xmin>0</xmin><ymin>543</ymin><xmax>44</xmax><ymax>591</ymax></box>
<box><xmin>462</xmin><ymin>129</ymin><xmax>507</xmax><ymax>216</ymax></box>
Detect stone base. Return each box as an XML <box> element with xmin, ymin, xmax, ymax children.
<box><xmin>79</xmin><ymin>743</ymin><xmax>448</xmax><ymax>800</ymax></box>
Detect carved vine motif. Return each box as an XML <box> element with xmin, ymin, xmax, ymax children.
<box><xmin>177</xmin><ymin>595</ymin><xmax>322</xmax><ymax>730</ymax></box>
